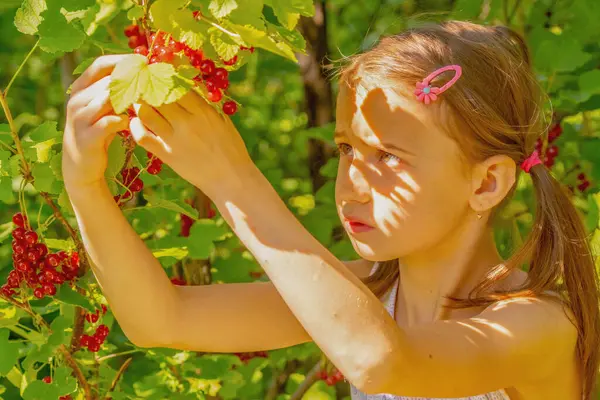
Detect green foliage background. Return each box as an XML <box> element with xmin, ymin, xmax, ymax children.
<box><xmin>1</xmin><ymin>0</ymin><xmax>600</xmax><ymax>399</ymax></box>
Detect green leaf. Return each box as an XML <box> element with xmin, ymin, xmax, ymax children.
<box><xmin>209</xmin><ymin>0</ymin><xmax>238</xmax><ymax>19</ymax></box>
<box><xmin>0</xmin><ymin>329</ymin><xmax>22</xmax><ymax>376</ymax></box>
<box><xmin>144</xmin><ymin>193</ymin><xmax>199</xmax><ymax>219</ymax></box>
<box><xmin>32</xmin><ymin>163</ymin><xmax>61</xmax><ymax>194</ymax></box>
<box><xmin>267</xmin><ymin>0</ymin><xmax>314</xmax><ymax>29</ymax></box>
<box><xmin>228</xmin><ymin>23</ymin><xmax>296</xmax><ymax>62</ymax></box>
<box><xmin>534</xmin><ymin>36</ymin><xmax>592</xmax><ymax>73</ymax></box>
<box><xmin>0</xmin><ymin>124</ymin><xmax>13</xmax><ymax>147</ymax></box>
<box><xmin>579</xmin><ymin>70</ymin><xmax>600</xmax><ymax>97</ymax></box>
<box><xmin>228</xmin><ymin>0</ymin><xmax>264</xmax><ymax>29</ymax></box>
<box><xmin>14</xmin><ymin>0</ymin><xmax>47</xmax><ymax>35</ymax></box>
<box><xmin>127</xmin><ymin>4</ymin><xmax>144</xmax><ymax>20</ymax></box>
<box><xmin>174</xmin><ymin>11</ymin><xmax>210</xmax><ymax>50</ymax></box>
<box><xmin>60</xmin><ymin>0</ymin><xmax>95</xmax><ymax>11</ymax></box>
<box><xmin>187</xmin><ymin>220</ymin><xmax>229</xmax><ymax>259</ymax></box>
<box><xmin>44</xmin><ymin>238</ymin><xmax>74</xmax><ymax>251</ymax></box>
<box><xmin>0</xmin><ymin>149</ymin><xmax>12</xmax><ymax>174</ymax></box>
<box><xmin>105</xmin><ymin>137</ymin><xmax>126</xmax><ymax>180</ymax></box>
<box><xmin>54</xmin><ymin>286</ymin><xmax>95</xmax><ymax>313</ymax></box>
<box><xmin>209</xmin><ymin>28</ymin><xmax>241</xmax><ymax>61</ymax></box>
<box><xmin>22</xmin><ymin>380</ymin><xmax>60</xmax><ymax>400</ymax></box>
<box><xmin>0</xmin><ymin>176</ymin><xmax>16</xmax><ymax>203</ymax></box>
<box><xmin>266</xmin><ymin>21</ymin><xmax>306</xmax><ymax>53</ymax></box>
<box><xmin>109</xmin><ymin>55</ymin><xmax>177</xmax><ymax>114</ymax></box>
<box><xmin>52</xmin><ymin>366</ymin><xmax>77</xmax><ymax>396</ymax></box>
<box><xmin>38</xmin><ymin>7</ymin><xmax>87</xmax><ymax>53</ymax></box>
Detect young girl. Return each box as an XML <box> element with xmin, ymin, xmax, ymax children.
<box><xmin>62</xmin><ymin>20</ymin><xmax>599</xmax><ymax>399</ymax></box>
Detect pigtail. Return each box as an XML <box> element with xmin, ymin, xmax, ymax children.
<box><xmin>519</xmin><ymin>164</ymin><xmax>600</xmax><ymax>399</ymax></box>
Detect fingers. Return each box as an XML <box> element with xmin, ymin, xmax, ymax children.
<box><xmin>70</xmin><ymin>54</ymin><xmax>130</xmax><ymax>97</ymax></box>
<box><xmin>154</xmin><ymin>102</ymin><xmax>191</xmax><ymax>123</ymax></box>
<box><xmin>129</xmin><ymin>117</ymin><xmax>172</xmax><ymax>157</ymax></box>
<box><xmin>68</xmin><ymin>76</ymin><xmax>112</xmax><ymax>111</ymax></box>
<box><xmin>134</xmin><ymin>102</ymin><xmax>173</xmax><ymax>138</ymax></box>
<box><xmin>177</xmin><ymin>89</ymin><xmax>209</xmax><ymax>114</ymax></box>
<box><xmin>90</xmin><ymin>115</ymin><xmax>129</xmax><ymax>146</ymax></box>
<box><xmin>75</xmin><ymin>89</ymin><xmax>114</xmax><ymax>125</ymax></box>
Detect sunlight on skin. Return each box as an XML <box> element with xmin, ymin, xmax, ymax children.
<box><xmin>334</xmin><ymin>75</ymin><xmax>473</xmax><ymax>263</ymax></box>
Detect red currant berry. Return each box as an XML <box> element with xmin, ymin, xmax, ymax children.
<box><xmin>192</xmin><ymin>10</ymin><xmax>202</xmax><ymax>19</ymax></box>
<box><xmin>12</xmin><ymin>227</ymin><xmax>26</xmax><ymax>240</ymax></box>
<box><xmin>42</xmin><ymin>283</ymin><xmax>56</xmax><ymax>296</ymax></box>
<box><xmin>223</xmin><ymin>101</ymin><xmax>237</xmax><ymax>115</ymax></box>
<box><xmin>128</xmin><ymin>36</ymin><xmax>141</xmax><ymax>49</ymax></box>
<box><xmin>149</xmin><ymin>56</ymin><xmax>160</xmax><ymax>64</ymax></box>
<box><xmin>24</xmin><ymin>231</ymin><xmax>38</xmax><ymax>245</ymax></box>
<box><xmin>147</xmin><ymin>163</ymin><xmax>162</xmax><ymax>175</ymax></box>
<box><xmin>124</xmin><ymin>24</ymin><xmax>140</xmax><ymax>38</ymax></box>
<box><xmin>35</xmin><ymin>243</ymin><xmax>48</xmax><ymax>258</ymax></box>
<box><xmin>157</xmin><ymin>46</ymin><xmax>174</xmax><ymax>62</ymax></box>
<box><xmin>199</xmin><ymin>59</ymin><xmax>215</xmax><ymax>76</ymax></box>
<box><xmin>42</xmin><ymin>376</ymin><xmax>52</xmax><ymax>384</ymax></box>
<box><xmin>204</xmin><ymin>79</ymin><xmax>218</xmax><ymax>93</ymax></box>
<box><xmin>189</xmin><ymin>52</ymin><xmax>203</xmax><ymax>68</ymax></box>
<box><xmin>45</xmin><ymin>254</ymin><xmax>60</xmax><ymax>268</ymax></box>
<box><xmin>27</xmin><ymin>249</ymin><xmax>40</xmax><ymax>263</ymax></box>
<box><xmin>223</xmin><ymin>55</ymin><xmax>238</xmax><ymax>66</ymax></box>
<box><xmin>87</xmin><ymin>339</ymin><xmax>101</xmax><ymax>352</ymax></box>
<box><xmin>213</xmin><ymin>68</ymin><xmax>228</xmax><ymax>82</ymax></box>
<box><xmin>207</xmin><ymin>89</ymin><xmax>223</xmax><ymax>103</ymax></box>
<box><xmin>130</xmin><ymin>178</ymin><xmax>144</xmax><ymax>192</ymax></box>
<box><xmin>80</xmin><ymin>334</ymin><xmax>92</xmax><ymax>347</ymax></box>
<box><xmin>578</xmin><ymin>181</ymin><xmax>590</xmax><ymax>192</ymax></box>
<box><xmin>134</xmin><ymin>45</ymin><xmax>149</xmax><ymax>56</ymax></box>
<box><xmin>325</xmin><ymin>376</ymin><xmax>336</xmax><ymax>386</ymax></box>
<box><xmin>101</xmin><ymin>304</ymin><xmax>108</xmax><ymax>314</ymax></box>
<box><xmin>149</xmin><ymin>32</ymin><xmax>166</xmax><ymax>46</ymax></box>
<box><xmin>12</xmin><ymin>240</ymin><xmax>27</xmax><ymax>255</ymax></box>
<box><xmin>546</xmin><ymin>145</ymin><xmax>558</xmax><ymax>157</ymax></box>
<box><xmin>96</xmin><ymin>324</ymin><xmax>110</xmax><ymax>339</ymax></box>
<box><xmin>33</xmin><ymin>287</ymin><xmax>44</xmax><ymax>299</ymax></box>
<box><xmin>577</xmin><ymin>173</ymin><xmax>586</xmax><ymax>181</ymax></box>
<box><xmin>13</xmin><ymin>212</ymin><xmax>26</xmax><ymax>227</ymax></box>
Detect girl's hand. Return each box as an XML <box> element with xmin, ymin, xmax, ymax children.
<box><xmin>130</xmin><ymin>90</ymin><xmax>254</xmax><ymax>197</ymax></box>
<box><xmin>62</xmin><ymin>55</ymin><xmax>130</xmax><ymax>190</ymax></box>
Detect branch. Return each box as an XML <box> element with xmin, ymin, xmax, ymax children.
<box><xmin>0</xmin><ymin>92</ymin><xmax>31</xmax><ymax>178</ymax></box>
<box><xmin>104</xmin><ymin>357</ymin><xmax>133</xmax><ymax>399</ymax></box>
<box><xmin>289</xmin><ymin>362</ymin><xmax>322</xmax><ymax>400</ymax></box>
<box><xmin>265</xmin><ymin>359</ymin><xmax>301</xmax><ymax>400</ymax></box>
<box><xmin>59</xmin><ymin>344</ymin><xmax>93</xmax><ymax>400</ymax></box>
<box><xmin>4</xmin><ymin>39</ymin><xmax>39</xmax><ymax>96</ymax></box>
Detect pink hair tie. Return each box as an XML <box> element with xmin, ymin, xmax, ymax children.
<box><xmin>415</xmin><ymin>65</ymin><xmax>462</xmax><ymax>104</ymax></box>
<box><xmin>520</xmin><ymin>149</ymin><xmax>543</xmax><ymax>173</ymax></box>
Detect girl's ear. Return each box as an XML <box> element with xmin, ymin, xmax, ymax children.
<box><xmin>469</xmin><ymin>154</ymin><xmax>516</xmax><ymax>213</ymax></box>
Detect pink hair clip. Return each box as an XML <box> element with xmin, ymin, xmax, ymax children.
<box><xmin>520</xmin><ymin>149</ymin><xmax>543</xmax><ymax>173</ymax></box>
<box><xmin>415</xmin><ymin>65</ymin><xmax>462</xmax><ymax>104</ymax></box>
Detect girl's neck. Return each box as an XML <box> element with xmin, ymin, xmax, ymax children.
<box><xmin>396</xmin><ymin>224</ymin><xmax>505</xmax><ymax>326</ymax></box>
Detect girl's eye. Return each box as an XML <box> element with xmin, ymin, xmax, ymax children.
<box><xmin>379</xmin><ymin>152</ymin><xmax>402</xmax><ymax>165</ymax></box>
<box><xmin>336</xmin><ymin>143</ymin><xmax>353</xmax><ymax>157</ymax></box>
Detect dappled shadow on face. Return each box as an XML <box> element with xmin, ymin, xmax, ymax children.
<box><xmin>339</xmin><ymin>84</ymin><xmax>433</xmax><ymax>238</ymax></box>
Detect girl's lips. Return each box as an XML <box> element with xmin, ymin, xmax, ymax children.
<box><xmin>345</xmin><ymin>220</ymin><xmax>375</xmax><ymax>233</ymax></box>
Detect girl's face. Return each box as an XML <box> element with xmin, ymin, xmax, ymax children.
<box><xmin>334</xmin><ymin>81</ymin><xmax>474</xmax><ymax>262</ymax></box>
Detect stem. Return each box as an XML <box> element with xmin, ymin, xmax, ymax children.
<box><xmin>97</xmin><ymin>349</ymin><xmax>143</xmax><ymax>362</ymax></box>
<box><xmin>289</xmin><ymin>362</ymin><xmax>322</xmax><ymax>400</ymax></box>
<box><xmin>59</xmin><ymin>344</ymin><xmax>93</xmax><ymax>400</ymax></box>
<box><xmin>198</xmin><ymin>15</ymin><xmax>241</xmax><ymax>38</ymax></box>
<box><xmin>0</xmin><ymin>139</ymin><xmax>16</xmax><ymax>154</ymax></box>
<box><xmin>0</xmin><ymin>93</ymin><xmax>31</xmax><ymax>178</ymax></box>
<box><xmin>4</xmin><ymin>39</ymin><xmax>40</xmax><ymax>96</ymax></box>
<box><xmin>104</xmin><ymin>357</ymin><xmax>132</xmax><ymax>399</ymax></box>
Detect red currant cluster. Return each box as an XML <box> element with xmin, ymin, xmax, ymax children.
<box><xmin>576</xmin><ymin>172</ymin><xmax>591</xmax><ymax>192</ymax></box>
<box><xmin>2</xmin><ymin>213</ymin><xmax>80</xmax><ymax>299</ymax></box>
<box><xmin>233</xmin><ymin>351</ymin><xmax>268</xmax><ymax>364</ymax></box>
<box><xmin>316</xmin><ymin>368</ymin><xmax>344</xmax><ymax>386</ymax></box>
<box><xmin>80</xmin><ymin>305</ymin><xmax>109</xmax><ymax>353</ymax></box>
<box><xmin>146</xmin><ymin>151</ymin><xmax>163</xmax><ymax>175</ymax></box>
<box><xmin>41</xmin><ymin>377</ymin><xmax>73</xmax><ymax>399</ymax></box>
<box><xmin>534</xmin><ymin>122</ymin><xmax>562</xmax><ymax>168</ymax></box>
<box><xmin>122</xmin><ymin>18</ymin><xmax>252</xmax><ymax>116</ymax></box>
<box><xmin>113</xmin><ymin>166</ymin><xmax>143</xmax><ymax>205</ymax></box>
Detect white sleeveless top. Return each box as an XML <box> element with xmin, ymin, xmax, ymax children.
<box><xmin>349</xmin><ymin>263</ymin><xmax>511</xmax><ymax>400</ymax></box>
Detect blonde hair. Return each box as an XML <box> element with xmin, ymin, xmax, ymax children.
<box><xmin>337</xmin><ymin>20</ymin><xmax>600</xmax><ymax>398</ymax></box>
